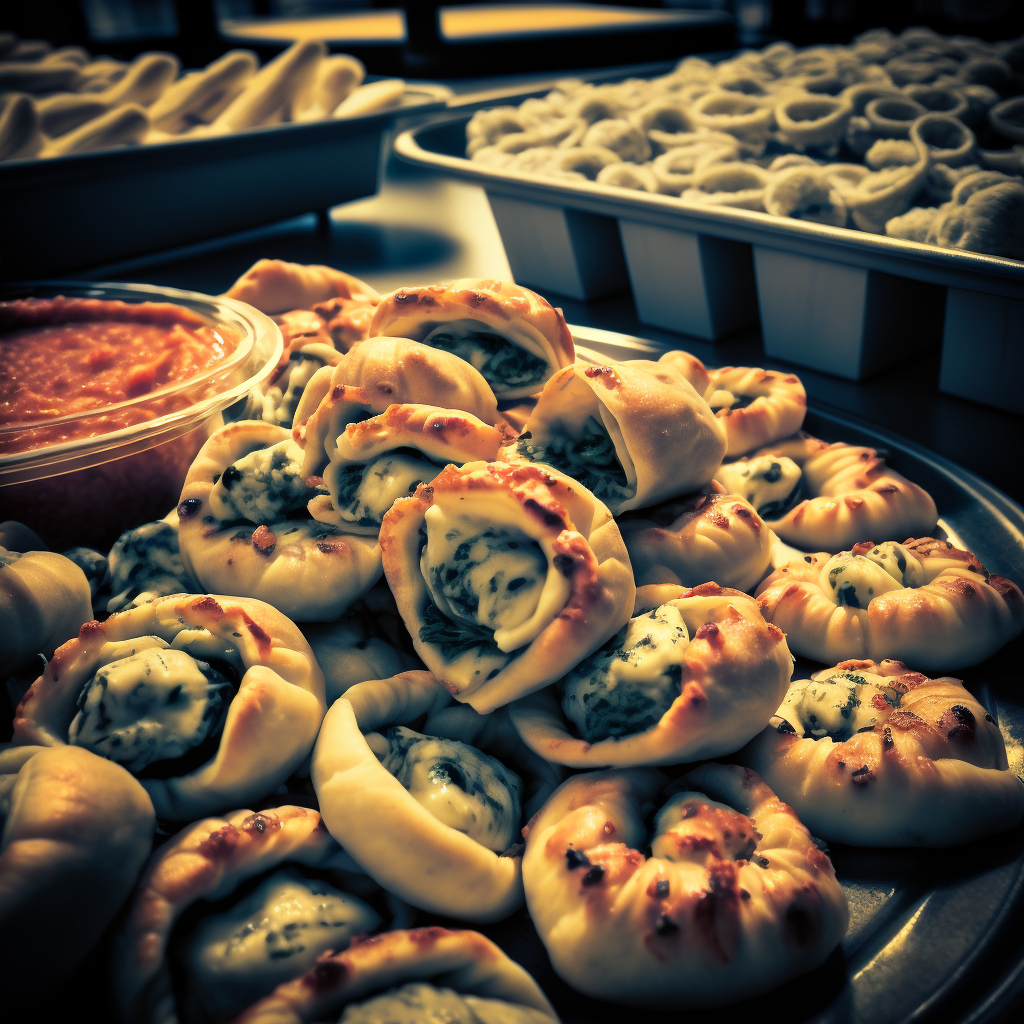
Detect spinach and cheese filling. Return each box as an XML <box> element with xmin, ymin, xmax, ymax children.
<box><xmin>820</xmin><ymin>542</ymin><xmax>925</xmax><ymax>608</ymax></box>
<box><xmin>337</xmin><ymin>983</ymin><xmax>554</xmax><ymax>1024</ymax></box>
<box><xmin>774</xmin><ymin>668</ymin><xmax>902</xmax><ymax>740</ymax></box>
<box><xmin>68</xmin><ymin>637</ymin><xmax>234</xmax><ymax>774</ymax></box>
<box><xmin>715</xmin><ymin>455</ymin><xmax>805</xmax><ymax>519</ymax></box>
<box><xmin>376</xmin><ymin>726</ymin><xmax>523</xmax><ymax>851</ymax></box>
<box><xmin>105</xmin><ymin>520</ymin><xmax>199</xmax><ymax>613</ymax></box>
<box><xmin>422</xmin><ymin>320</ymin><xmax>549</xmax><ymax>389</ymax></box>
<box><xmin>514</xmin><ymin>418</ymin><xmax>633</xmax><ymax>506</ymax></box>
<box><xmin>561</xmin><ymin>603</ymin><xmax>688</xmax><ymax>742</ymax></box>
<box><xmin>62</xmin><ymin>546</ymin><xmax>110</xmax><ymax>600</ymax></box>
<box><xmin>327</xmin><ymin>451</ymin><xmax>440</xmax><ymax>529</ymax></box>
<box><xmin>175</xmin><ymin>867</ymin><xmax>380</xmax><ymax>1024</ymax></box>
<box><xmin>208</xmin><ymin>438</ymin><xmax>310</xmax><ymax>525</ymax></box>
<box><xmin>262</xmin><ymin>351</ymin><xmax>332</xmax><ymax>429</ymax></box>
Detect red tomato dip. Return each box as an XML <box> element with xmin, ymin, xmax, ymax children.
<box><xmin>0</xmin><ymin>297</ymin><xmax>236</xmax><ymax>455</ymax></box>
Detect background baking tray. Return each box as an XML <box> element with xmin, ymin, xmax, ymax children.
<box><xmin>394</xmin><ymin>109</ymin><xmax>1024</xmax><ymax>412</ymax></box>
<box><xmin>0</xmin><ymin>83</ymin><xmax>449</xmax><ymax>282</ymax></box>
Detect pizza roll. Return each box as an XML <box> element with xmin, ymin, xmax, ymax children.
<box><xmin>0</xmin><ymin>745</ymin><xmax>154</xmax><ymax>1007</ymax></box>
<box><xmin>522</xmin><ymin>763</ymin><xmax>848</xmax><ymax>1007</ymax></box>
<box><xmin>310</xmin><ymin>293</ymin><xmax>378</xmax><ymax>351</ymax></box>
<box><xmin>509</xmin><ymin>583</ymin><xmax>791</xmax><ymax>768</ymax></box>
<box><xmin>233</xmin><ymin>927</ymin><xmax>558</xmax><ymax>1024</ymax></box>
<box><xmin>114</xmin><ymin>805</ymin><xmax>386</xmax><ymax>1024</ymax></box>
<box><xmin>105</xmin><ymin>517</ymin><xmax>200</xmax><ymax>613</ymax></box>
<box><xmin>224</xmin><ymin>258</ymin><xmax>379</xmax><ymax>317</ymax></box>
<box><xmin>703</xmin><ymin>366</ymin><xmax>806</xmax><ymax>456</ymax></box>
<box><xmin>507</xmin><ymin>360</ymin><xmax>726</xmax><ymax>515</ymax></box>
<box><xmin>756</xmin><ymin>538</ymin><xmax>1024</xmax><ymax>669</ymax></box>
<box><xmin>368</xmin><ymin>279</ymin><xmax>575</xmax><ymax>399</ymax></box>
<box><xmin>622</xmin><ymin>488</ymin><xmax>772</xmax><ymax>590</ymax></box>
<box><xmin>741</xmin><ymin>659</ymin><xmax>1024</xmax><ymax>846</ymax></box>
<box><xmin>715</xmin><ymin>432</ymin><xmax>938</xmax><ymax>551</ymax></box>
<box><xmin>13</xmin><ymin>592</ymin><xmax>326</xmax><ymax>820</ymax></box>
<box><xmin>177</xmin><ymin>421</ymin><xmax>382</xmax><ymax>622</ymax></box>
<box><xmin>380</xmin><ymin>461</ymin><xmax>635</xmax><ymax>713</ymax></box>
<box><xmin>312</xmin><ymin>670</ymin><xmax>560</xmax><ymax>920</ymax></box>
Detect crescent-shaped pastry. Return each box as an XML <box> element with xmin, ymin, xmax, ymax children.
<box><xmin>380</xmin><ymin>461</ymin><xmax>635</xmax><ymax>713</ymax></box>
<box><xmin>506</xmin><ymin>360</ymin><xmax>727</xmax><ymax>515</ymax></box>
<box><xmin>522</xmin><ymin>763</ymin><xmax>848</xmax><ymax>1007</ymax></box>
<box><xmin>367</xmin><ymin>279</ymin><xmax>575</xmax><ymax>399</ymax></box>
<box><xmin>740</xmin><ymin>659</ymin><xmax>1024</xmax><ymax>846</ymax></box>
<box><xmin>0</xmin><ymin>745</ymin><xmax>154</xmax><ymax>1010</ymax></box>
<box><xmin>233</xmin><ymin>927</ymin><xmax>559</xmax><ymax>1024</ymax></box>
<box><xmin>113</xmin><ymin>805</ymin><xmax>384</xmax><ymax>1024</ymax></box>
<box><xmin>703</xmin><ymin>366</ymin><xmax>807</xmax><ymax>456</ymax></box>
<box><xmin>618</xmin><ymin>490</ymin><xmax>772</xmax><ymax>590</ymax></box>
<box><xmin>755</xmin><ymin>538</ymin><xmax>1024</xmax><ymax>669</ymax></box>
<box><xmin>312</xmin><ymin>670</ymin><xmax>559</xmax><ymax>920</ymax></box>
<box><xmin>224</xmin><ymin>258</ymin><xmax>380</xmax><ymax>317</ymax></box>
<box><xmin>715</xmin><ymin>432</ymin><xmax>938</xmax><ymax>551</ymax></box>
<box><xmin>509</xmin><ymin>583</ymin><xmax>792</xmax><ymax>768</ymax></box>
<box><xmin>13</xmin><ymin>593</ymin><xmax>326</xmax><ymax>820</ymax></box>
<box><xmin>177</xmin><ymin>421</ymin><xmax>382</xmax><ymax>622</ymax></box>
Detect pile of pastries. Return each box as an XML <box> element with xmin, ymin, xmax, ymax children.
<box><xmin>2</xmin><ymin>259</ymin><xmax>1023</xmax><ymax>1020</ymax></box>
<box><xmin>0</xmin><ymin>32</ymin><xmax>409</xmax><ymax>163</ymax></box>
<box><xmin>466</xmin><ymin>25</ymin><xmax>1024</xmax><ymax>259</ymax></box>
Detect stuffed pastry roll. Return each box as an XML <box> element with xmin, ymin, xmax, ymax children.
<box><xmin>224</xmin><ymin>258</ymin><xmax>379</xmax><ymax>317</ymax></box>
<box><xmin>104</xmin><ymin>515</ymin><xmax>201</xmax><ymax>613</ymax></box>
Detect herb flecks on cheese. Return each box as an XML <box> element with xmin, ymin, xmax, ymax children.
<box><xmin>561</xmin><ymin>603</ymin><xmax>688</xmax><ymax>742</ymax></box>
<box><xmin>715</xmin><ymin>454</ymin><xmax>804</xmax><ymax>519</ymax></box>
<box><xmin>330</xmin><ymin>452</ymin><xmax>439</xmax><ymax>529</ymax></box>
<box><xmin>106</xmin><ymin>520</ymin><xmax>198</xmax><ymax>613</ymax></box>
<box><xmin>861</xmin><ymin>541</ymin><xmax>926</xmax><ymax>587</ymax></box>
<box><xmin>338</xmin><ymin>983</ymin><xmax>554</xmax><ymax>1024</ymax></box>
<box><xmin>208</xmin><ymin>438</ymin><xmax>310</xmax><ymax>525</ymax></box>
<box><xmin>178</xmin><ymin>868</ymin><xmax>380</xmax><ymax>1023</ymax></box>
<box><xmin>263</xmin><ymin>353</ymin><xmax>330</xmax><ymax>428</ymax></box>
<box><xmin>820</xmin><ymin>551</ymin><xmax>904</xmax><ymax>608</ymax></box>
<box><xmin>382</xmin><ymin>726</ymin><xmax>523</xmax><ymax>851</ymax></box>
<box><xmin>423</xmin><ymin>319</ymin><xmax>548</xmax><ymax>389</ymax></box>
<box><xmin>775</xmin><ymin>667</ymin><xmax>901</xmax><ymax>740</ymax></box>
<box><xmin>68</xmin><ymin>638</ymin><xmax>233</xmax><ymax>773</ymax></box>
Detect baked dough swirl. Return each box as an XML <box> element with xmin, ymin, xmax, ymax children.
<box><xmin>756</xmin><ymin>538</ymin><xmax>1024</xmax><ymax>669</ymax></box>
<box><xmin>522</xmin><ymin>763</ymin><xmax>848</xmax><ymax>1007</ymax></box>
<box><xmin>703</xmin><ymin>366</ymin><xmax>807</xmax><ymax>456</ymax></box>
<box><xmin>741</xmin><ymin>659</ymin><xmax>1024</xmax><ymax>846</ymax></box>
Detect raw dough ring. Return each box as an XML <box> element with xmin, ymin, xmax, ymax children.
<box><xmin>508</xmin><ymin>582</ymin><xmax>792</xmax><ymax>768</ymax></box>
<box><xmin>618</xmin><ymin>491</ymin><xmax>772</xmax><ymax>590</ymax></box>
<box><xmin>755</xmin><ymin>538</ymin><xmax>1024</xmax><ymax>670</ymax></box>
<box><xmin>703</xmin><ymin>366</ymin><xmax>807</xmax><ymax>456</ymax></box>
<box><xmin>741</xmin><ymin>659</ymin><xmax>1024</xmax><ymax>846</ymax></box>
<box><xmin>13</xmin><ymin>593</ymin><xmax>326</xmax><ymax>820</ymax></box>
<box><xmin>521</xmin><ymin>763</ymin><xmax>849</xmax><ymax>1007</ymax></box>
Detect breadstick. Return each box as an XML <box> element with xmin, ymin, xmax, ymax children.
<box><xmin>0</xmin><ymin>32</ymin><xmax>18</xmax><ymax>58</ymax></box>
<box><xmin>40</xmin><ymin>46</ymin><xmax>91</xmax><ymax>67</ymax></box>
<box><xmin>0</xmin><ymin>61</ymin><xmax>80</xmax><ymax>93</ymax></box>
<box><xmin>36</xmin><ymin>93</ymin><xmax>110</xmax><ymax>137</ymax></box>
<box><xmin>0</xmin><ymin>94</ymin><xmax>43</xmax><ymax>162</ymax></box>
<box><xmin>291</xmin><ymin>54</ymin><xmax>365</xmax><ymax>122</ymax></box>
<box><xmin>74</xmin><ymin>58</ymin><xmax>128</xmax><ymax>93</ymax></box>
<box><xmin>147</xmin><ymin>50</ymin><xmax>257</xmax><ymax>132</ymax></box>
<box><xmin>332</xmin><ymin>78</ymin><xmax>405</xmax><ymax>119</ymax></box>
<box><xmin>7</xmin><ymin>39</ymin><xmax>52</xmax><ymax>62</ymax></box>
<box><xmin>96</xmin><ymin>53</ymin><xmax>179</xmax><ymax>107</ymax></box>
<box><xmin>41</xmin><ymin>103</ymin><xmax>149</xmax><ymax>157</ymax></box>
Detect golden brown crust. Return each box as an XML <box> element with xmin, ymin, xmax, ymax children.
<box><xmin>225</xmin><ymin>259</ymin><xmax>379</xmax><ymax>316</ymax></box>
<box><xmin>704</xmin><ymin>367</ymin><xmax>807</xmax><ymax>456</ymax></box>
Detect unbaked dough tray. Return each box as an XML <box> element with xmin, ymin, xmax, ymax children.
<box><xmin>394</xmin><ymin>98</ymin><xmax>1024</xmax><ymax>413</ymax></box>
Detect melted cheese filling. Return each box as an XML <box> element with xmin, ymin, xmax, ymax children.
<box><xmin>329</xmin><ymin>452</ymin><xmax>439</xmax><ymax>529</ymax></box>
<box><xmin>338</xmin><ymin>983</ymin><xmax>553</xmax><ymax>1024</ymax></box>
<box><xmin>820</xmin><ymin>551</ymin><xmax>905</xmax><ymax>607</ymax></box>
<box><xmin>178</xmin><ymin>868</ymin><xmax>380</xmax><ymax>1023</ymax></box>
<box><xmin>561</xmin><ymin>603</ymin><xmax>688</xmax><ymax>741</ymax></box>
<box><xmin>380</xmin><ymin>726</ymin><xmax>523</xmax><ymax>851</ymax></box>
<box><xmin>106</xmin><ymin>519</ymin><xmax>198</xmax><ymax>613</ymax></box>
<box><xmin>775</xmin><ymin>667</ymin><xmax>901</xmax><ymax>740</ymax></box>
<box><xmin>208</xmin><ymin>438</ymin><xmax>310</xmax><ymax>525</ymax></box>
<box><xmin>263</xmin><ymin>352</ymin><xmax>330</xmax><ymax>428</ymax></box>
<box><xmin>68</xmin><ymin>638</ymin><xmax>233</xmax><ymax>773</ymax></box>
<box><xmin>860</xmin><ymin>541</ymin><xmax>926</xmax><ymax>587</ymax></box>
<box><xmin>716</xmin><ymin>455</ymin><xmax>803</xmax><ymax>518</ymax></box>
<box><xmin>423</xmin><ymin>319</ymin><xmax>549</xmax><ymax>389</ymax></box>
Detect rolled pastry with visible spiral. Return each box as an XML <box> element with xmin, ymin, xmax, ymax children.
<box><xmin>313</xmin><ymin>670</ymin><xmax>561</xmax><ymax>920</ymax></box>
<box><xmin>755</xmin><ymin>538</ymin><xmax>1024</xmax><ymax>669</ymax></box>
<box><xmin>715</xmin><ymin>432</ymin><xmax>938</xmax><ymax>551</ymax></box>
<box><xmin>380</xmin><ymin>461</ymin><xmax>635</xmax><ymax>713</ymax></box>
<box><xmin>509</xmin><ymin>583</ymin><xmax>792</xmax><ymax>768</ymax></box>
<box><xmin>224</xmin><ymin>257</ymin><xmax>379</xmax><ymax>317</ymax></box>
<box><xmin>522</xmin><ymin>763</ymin><xmax>849</xmax><ymax>1007</ymax></box>
<box><xmin>703</xmin><ymin>366</ymin><xmax>806</xmax><ymax>456</ymax></box>
<box><xmin>368</xmin><ymin>279</ymin><xmax>575</xmax><ymax>399</ymax></box>
<box><xmin>741</xmin><ymin>659</ymin><xmax>1024</xmax><ymax>846</ymax></box>
<box><xmin>13</xmin><ymin>592</ymin><xmax>326</xmax><ymax>819</ymax></box>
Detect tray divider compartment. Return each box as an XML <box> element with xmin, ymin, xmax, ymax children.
<box><xmin>754</xmin><ymin>246</ymin><xmax>943</xmax><ymax>380</ymax></box>
<box><xmin>485</xmin><ymin>193</ymin><xmax>628</xmax><ymax>300</ymax></box>
<box><xmin>617</xmin><ymin>220</ymin><xmax>758</xmax><ymax>340</ymax></box>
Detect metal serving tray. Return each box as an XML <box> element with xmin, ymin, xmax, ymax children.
<box><xmin>394</xmin><ymin>108</ymin><xmax>1024</xmax><ymax>412</ymax></box>
<box><xmin>0</xmin><ymin>83</ymin><xmax>449</xmax><ymax>282</ymax></box>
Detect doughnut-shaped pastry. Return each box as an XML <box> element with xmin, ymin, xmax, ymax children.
<box><xmin>105</xmin><ymin>517</ymin><xmax>200</xmax><ymax>613</ymax></box>
<box><xmin>649</xmin><ymin>135</ymin><xmax>741</xmax><ymax>193</ymax></box>
<box><xmin>774</xmin><ymin>95</ymin><xmax>853</xmax><ymax>150</ymax></box>
<box><xmin>522</xmin><ymin>763</ymin><xmax>848</xmax><ymax>1007</ymax></box>
<box><xmin>582</xmin><ymin>118</ymin><xmax>651</xmax><ymax>162</ymax></box>
<box><xmin>234</xmin><ymin>928</ymin><xmax>558</xmax><ymax>1024</ymax></box>
<box><xmin>507</xmin><ymin>360</ymin><xmax>726</xmax><ymax>514</ymax></box>
<box><xmin>509</xmin><ymin>583</ymin><xmax>791</xmax><ymax>768</ymax></box>
<box><xmin>113</xmin><ymin>805</ymin><xmax>385</xmax><ymax>1024</ymax></box>
<box><xmin>596</xmin><ymin>160</ymin><xmax>658</xmax><ymax>192</ymax></box>
<box><xmin>13</xmin><ymin>593</ymin><xmax>326</xmax><ymax>819</ymax></box>
<box><xmin>368</xmin><ymin>279</ymin><xmax>575</xmax><ymax>399</ymax></box>
<box><xmin>312</xmin><ymin>670</ymin><xmax>559</xmax><ymax>920</ymax></box>
<box><xmin>224</xmin><ymin>258</ymin><xmax>379</xmax><ymax>317</ymax></box>
<box><xmin>715</xmin><ymin>432</ymin><xmax>938</xmax><ymax>551</ymax></box>
<box><xmin>618</xmin><ymin>491</ymin><xmax>771</xmax><ymax>590</ymax></box>
<box><xmin>0</xmin><ymin>745</ymin><xmax>154</xmax><ymax>1009</ymax></box>
<box><xmin>989</xmin><ymin>96</ymin><xmax>1024</xmax><ymax>144</ymax></box>
<box><xmin>764</xmin><ymin>165</ymin><xmax>849</xmax><ymax>226</ymax></box>
<box><xmin>910</xmin><ymin>112</ymin><xmax>977</xmax><ymax>166</ymax></box>
<box><xmin>741</xmin><ymin>659</ymin><xmax>1024</xmax><ymax>846</ymax></box>
<box><xmin>690</xmin><ymin>91</ymin><xmax>774</xmax><ymax>152</ymax></box>
<box><xmin>682</xmin><ymin>160</ymin><xmax>773</xmax><ymax>210</ymax></box>
<box><xmin>844</xmin><ymin>131</ymin><xmax>930</xmax><ymax>232</ymax></box>
<box><xmin>755</xmin><ymin>538</ymin><xmax>1024</xmax><ymax>669</ymax></box>
<box><xmin>380</xmin><ymin>461</ymin><xmax>635</xmax><ymax>713</ymax></box>
<box><xmin>177</xmin><ymin>421</ymin><xmax>382</xmax><ymax>622</ymax></box>
<box><xmin>926</xmin><ymin>179</ymin><xmax>1024</xmax><ymax>260</ymax></box>
<box><xmin>703</xmin><ymin>366</ymin><xmax>806</xmax><ymax>456</ymax></box>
